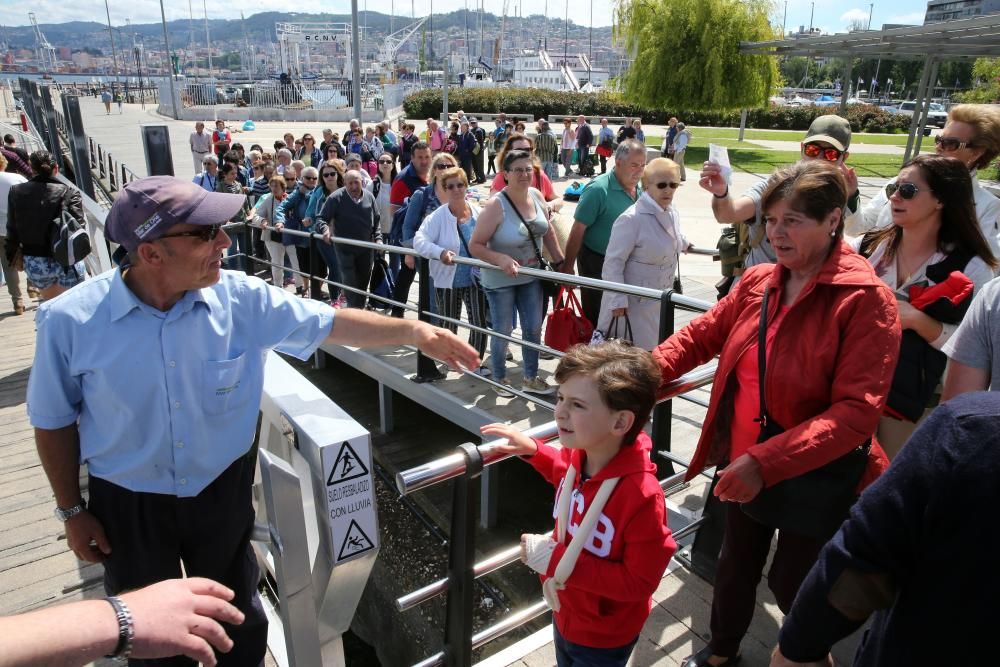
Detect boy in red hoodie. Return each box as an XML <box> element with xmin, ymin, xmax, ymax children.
<box><xmin>482</xmin><ymin>341</ymin><xmax>677</xmax><ymax>666</ymax></box>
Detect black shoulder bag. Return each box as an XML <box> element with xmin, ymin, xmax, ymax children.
<box><xmin>740</xmin><ymin>287</ymin><xmax>871</xmax><ymax>540</ymax></box>
<box><xmin>501</xmin><ymin>191</ymin><xmax>559</xmax><ymax>299</ymax></box>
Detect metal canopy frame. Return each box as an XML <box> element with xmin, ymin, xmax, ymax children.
<box><xmin>740</xmin><ymin>15</ymin><xmax>1000</xmax><ymax>161</ymax></box>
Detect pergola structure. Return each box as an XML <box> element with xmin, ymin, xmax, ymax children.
<box><xmin>741</xmin><ymin>15</ymin><xmax>1000</xmax><ymax>161</ymax></box>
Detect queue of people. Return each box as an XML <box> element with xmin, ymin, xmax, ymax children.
<box><xmin>11</xmin><ymin>106</ymin><xmax>1000</xmax><ymax>667</ymax></box>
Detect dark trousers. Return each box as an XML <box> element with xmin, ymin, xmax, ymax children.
<box><xmin>487</xmin><ymin>153</ymin><xmax>497</xmax><ymax>175</ymax></box>
<box><xmin>708</xmin><ymin>503</ymin><xmax>826</xmax><ymax>657</ymax></box>
<box><xmin>88</xmin><ymin>454</ymin><xmax>266</xmax><ymax>667</ymax></box>
<box><xmin>553</xmin><ymin>623</ymin><xmax>638</xmax><ymax>667</ymax></box>
<box><xmin>295</xmin><ymin>245</ymin><xmax>327</xmax><ymax>300</ymax></box>
<box><xmin>337</xmin><ymin>245</ymin><xmax>374</xmax><ymax>308</ymax></box>
<box><xmin>435</xmin><ymin>284</ymin><xmax>489</xmax><ymax>357</ymax></box>
<box><xmin>460</xmin><ymin>154</ymin><xmax>475</xmax><ymax>182</ymax></box>
<box><xmin>391</xmin><ymin>262</ymin><xmax>416</xmax><ymax>317</ymax></box>
<box><xmin>578</xmin><ymin>145</ymin><xmax>592</xmax><ymax>175</ymax></box>
<box><xmin>472</xmin><ymin>150</ymin><xmax>486</xmax><ymax>183</ymax></box>
<box><xmin>577</xmin><ymin>245</ymin><xmax>605</xmax><ymax>327</ymax></box>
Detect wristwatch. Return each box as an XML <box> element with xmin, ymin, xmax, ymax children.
<box><xmin>54</xmin><ymin>500</ymin><xmax>86</xmax><ymax>522</ymax></box>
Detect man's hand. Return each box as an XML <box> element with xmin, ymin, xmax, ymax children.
<box><xmin>322</xmin><ymin>229</ymin><xmax>332</xmax><ymax>245</ymax></box>
<box><xmin>122</xmin><ymin>578</ymin><xmax>245</xmax><ymax>667</ymax></box>
<box><xmin>699</xmin><ymin>162</ymin><xmax>729</xmax><ymax>197</ymax></box>
<box><xmin>840</xmin><ymin>164</ymin><xmax>858</xmax><ymax>195</ymax></box>
<box><xmin>65</xmin><ymin>510</ymin><xmax>111</xmax><ymax>563</ymax></box>
<box><xmin>715</xmin><ymin>453</ymin><xmax>765</xmax><ymax>503</ymax></box>
<box><xmin>413</xmin><ymin>323</ymin><xmax>480</xmax><ymax>371</ymax></box>
<box><xmin>769</xmin><ymin>646</ymin><xmax>834</xmax><ymax>667</ymax></box>
<box><xmin>480</xmin><ymin>422</ymin><xmax>539</xmax><ymax>457</ymax></box>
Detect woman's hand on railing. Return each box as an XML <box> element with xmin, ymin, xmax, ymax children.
<box><xmin>480</xmin><ymin>423</ymin><xmax>538</xmax><ymax>457</ymax></box>
<box><xmin>322</xmin><ymin>229</ymin><xmax>332</xmax><ymax>245</ymax></box>
<box><xmin>404</xmin><ymin>255</ymin><xmax>416</xmax><ymax>269</ymax></box>
<box><xmin>440</xmin><ymin>250</ymin><xmax>456</xmax><ymax>265</ymax></box>
<box><xmin>498</xmin><ymin>255</ymin><xmax>520</xmax><ymax>277</ymax></box>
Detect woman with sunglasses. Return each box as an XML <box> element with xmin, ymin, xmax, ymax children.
<box><xmin>389</xmin><ymin>153</ymin><xmax>459</xmax><ymax>318</ymax></box>
<box><xmin>853</xmin><ymin>154</ymin><xmax>997</xmax><ymax>459</ymax></box>
<box><xmin>471</xmin><ymin>149</ymin><xmax>565</xmax><ymax>397</ymax></box>
<box><xmin>303</xmin><ymin>163</ymin><xmax>346</xmax><ymax>305</ymax></box>
<box><xmin>275</xmin><ymin>167</ymin><xmax>328</xmax><ymax>301</ymax></box>
<box><xmin>321</xmin><ymin>141</ymin><xmax>345</xmax><ymax>167</ymax></box>
<box><xmin>596</xmin><ymin>159</ymin><xmax>691</xmax><ymax>350</ymax></box>
<box><xmin>656</xmin><ymin>161</ymin><xmax>899</xmax><ymax>667</ymax></box>
<box><xmin>413</xmin><ymin>166</ymin><xmax>490</xmax><ymax>371</ymax></box>
<box><xmin>489</xmin><ymin>133</ymin><xmax>558</xmax><ymax>203</ymax></box>
<box><xmin>848</xmin><ymin>104</ymin><xmax>1000</xmax><ymax>260</ymax></box>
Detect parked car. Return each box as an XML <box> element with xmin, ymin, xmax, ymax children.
<box><xmin>893</xmin><ymin>101</ymin><xmax>948</xmax><ymax>127</ymax></box>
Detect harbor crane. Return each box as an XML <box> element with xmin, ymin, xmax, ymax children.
<box><xmin>29</xmin><ymin>13</ymin><xmax>58</xmax><ymax>73</ymax></box>
<box><xmin>376</xmin><ymin>17</ymin><xmax>427</xmax><ymax>80</ymax></box>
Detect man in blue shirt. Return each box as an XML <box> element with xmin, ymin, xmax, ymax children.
<box><xmin>27</xmin><ymin>177</ymin><xmax>479</xmax><ymax>666</ymax></box>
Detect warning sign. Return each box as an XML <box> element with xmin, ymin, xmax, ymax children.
<box><xmin>327</xmin><ymin>441</ymin><xmax>369</xmax><ymax>486</ymax></box>
<box><xmin>321</xmin><ymin>434</ymin><xmax>379</xmax><ymax>564</ymax></box>
<box><xmin>337</xmin><ymin>519</ymin><xmax>375</xmax><ymax>560</ymax></box>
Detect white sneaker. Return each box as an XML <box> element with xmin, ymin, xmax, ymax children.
<box><xmin>521</xmin><ymin>377</ymin><xmax>555</xmax><ymax>395</ymax></box>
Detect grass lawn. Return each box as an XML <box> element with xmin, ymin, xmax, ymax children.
<box><xmin>680</xmin><ymin>146</ymin><xmax>903</xmax><ymax>179</ymax></box>
<box><xmin>646</xmin><ymin>129</ymin><xmax>911</xmax><ymax>147</ymax></box>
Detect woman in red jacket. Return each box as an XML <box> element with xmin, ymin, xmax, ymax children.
<box><xmin>654</xmin><ymin>161</ymin><xmax>901</xmax><ymax>667</ymax></box>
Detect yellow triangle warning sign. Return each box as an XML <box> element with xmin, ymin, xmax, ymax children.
<box><xmin>327</xmin><ymin>441</ymin><xmax>369</xmax><ymax>486</ymax></box>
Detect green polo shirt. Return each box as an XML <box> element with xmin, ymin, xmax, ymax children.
<box><xmin>573</xmin><ymin>169</ymin><xmax>641</xmax><ymax>255</ymax></box>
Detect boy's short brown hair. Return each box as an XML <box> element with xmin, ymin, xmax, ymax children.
<box><xmin>554</xmin><ymin>341</ymin><xmax>661</xmax><ymax>445</ymax></box>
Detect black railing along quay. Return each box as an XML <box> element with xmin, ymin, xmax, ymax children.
<box><xmin>394</xmin><ymin>363</ymin><xmax>716</xmax><ymax>667</ymax></box>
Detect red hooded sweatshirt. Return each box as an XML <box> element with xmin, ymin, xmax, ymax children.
<box><xmin>527</xmin><ymin>432</ymin><xmax>677</xmax><ymax>648</ymax></box>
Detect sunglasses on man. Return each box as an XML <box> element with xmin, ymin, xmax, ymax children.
<box><xmin>158</xmin><ymin>225</ymin><xmax>223</xmax><ymax>243</ymax></box>
<box><xmin>885</xmin><ymin>182</ymin><xmax>926</xmax><ymax>200</ymax></box>
<box><xmin>803</xmin><ymin>143</ymin><xmax>844</xmax><ymax>162</ymax></box>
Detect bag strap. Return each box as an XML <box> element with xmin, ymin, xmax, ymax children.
<box><xmin>501</xmin><ymin>190</ymin><xmax>546</xmax><ymax>268</ymax></box>
<box><xmin>756</xmin><ymin>288</ymin><xmax>771</xmax><ymax>430</ymax></box>
<box><xmin>605</xmin><ymin>314</ymin><xmax>633</xmax><ymax>341</ymax></box>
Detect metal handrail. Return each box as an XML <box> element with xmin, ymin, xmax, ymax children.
<box><xmin>396</xmin><ymin>361</ymin><xmax>717</xmax><ymax>496</ymax></box>
<box><xmin>248</xmin><ymin>221</ymin><xmax>715</xmax><ymax>308</ymax></box>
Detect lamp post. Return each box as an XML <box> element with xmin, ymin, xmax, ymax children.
<box><xmin>159</xmin><ymin>0</ymin><xmax>179</xmax><ymax>119</ymax></box>
<box><xmin>104</xmin><ymin>0</ymin><xmax>122</xmax><ymax>93</ymax></box>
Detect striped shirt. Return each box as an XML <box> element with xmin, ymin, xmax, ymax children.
<box><xmin>534</xmin><ymin>130</ymin><xmax>559</xmax><ymax>163</ymax></box>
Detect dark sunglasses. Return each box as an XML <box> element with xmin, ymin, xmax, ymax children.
<box><xmin>803</xmin><ymin>143</ymin><xmax>843</xmax><ymax>162</ymax></box>
<box><xmin>158</xmin><ymin>225</ymin><xmax>222</xmax><ymax>243</ymax></box>
<box><xmin>934</xmin><ymin>135</ymin><xmax>974</xmax><ymax>152</ymax></box>
<box><xmin>379</xmin><ymin>159</ymin><xmax>393</xmax><ymax>165</ymax></box>
<box><xmin>444</xmin><ymin>182</ymin><xmax>467</xmax><ymax>191</ymax></box>
<box><xmin>321</xmin><ymin>171</ymin><xmax>338</xmax><ymax>177</ymax></box>
<box><xmin>885</xmin><ymin>181</ymin><xmax>925</xmax><ymax>200</ymax></box>
<box><xmin>434</xmin><ymin>163</ymin><xmax>453</xmax><ymax>169</ymax></box>
<box><xmin>653</xmin><ymin>181</ymin><xmax>681</xmax><ymax>190</ymax></box>
<box><xmin>302</xmin><ymin>176</ymin><xmax>318</xmax><ymax>181</ymax></box>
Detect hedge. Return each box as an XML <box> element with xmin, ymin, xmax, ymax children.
<box><xmin>402</xmin><ymin>88</ymin><xmax>912</xmax><ymax>134</ymax></box>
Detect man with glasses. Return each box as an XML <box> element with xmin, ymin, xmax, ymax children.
<box><xmin>700</xmin><ymin>115</ymin><xmax>862</xmax><ymax>280</ymax></box>
<box><xmin>847</xmin><ymin>104</ymin><xmax>1000</xmax><ymax>260</ymax></box>
<box><xmin>192</xmin><ymin>154</ymin><xmax>219</xmax><ymax>193</ymax></box>
<box><xmin>27</xmin><ymin>176</ymin><xmax>479</xmax><ymax>666</ymax></box>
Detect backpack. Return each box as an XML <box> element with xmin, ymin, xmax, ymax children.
<box><xmin>715</xmin><ymin>221</ymin><xmax>767</xmax><ymax>299</ymax></box>
<box><xmin>443</xmin><ymin>136</ymin><xmax>458</xmax><ymax>155</ymax></box>
<box><xmin>562</xmin><ymin>181</ymin><xmax>587</xmax><ymax>201</ymax></box>
<box><xmin>50</xmin><ymin>186</ymin><xmax>91</xmax><ymax>268</ymax></box>
<box><xmin>389</xmin><ymin>181</ymin><xmax>432</xmax><ymax>246</ymax></box>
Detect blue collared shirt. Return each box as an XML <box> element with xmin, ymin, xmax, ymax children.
<box><xmin>27</xmin><ymin>269</ymin><xmax>335</xmax><ymax>496</ymax></box>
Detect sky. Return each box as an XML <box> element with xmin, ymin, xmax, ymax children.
<box><xmin>0</xmin><ymin>0</ymin><xmax>931</xmax><ymax>32</ymax></box>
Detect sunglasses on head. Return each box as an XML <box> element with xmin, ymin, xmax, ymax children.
<box><xmin>803</xmin><ymin>143</ymin><xmax>844</xmax><ymax>162</ymax></box>
<box><xmin>885</xmin><ymin>182</ymin><xmax>925</xmax><ymax>200</ymax></box>
<box><xmin>158</xmin><ymin>225</ymin><xmax>222</xmax><ymax>243</ymax></box>
<box><xmin>934</xmin><ymin>135</ymin><xmax>974</xmax><ymax>152</ymax></box>
<box><xmin>653</xmin><ymin>181</ymin><xmax>681</xmax><ymax>190</ymax></box>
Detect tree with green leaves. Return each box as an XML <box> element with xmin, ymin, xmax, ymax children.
<box><xmin>957</xmin><ymin>58</ymin><xmax>1000</xmax><ymax>104</ymax></box>
<box><xmin>615</xmin><ymin>0</ymin><xmax>780</xmax><ymax>111</ymax></box>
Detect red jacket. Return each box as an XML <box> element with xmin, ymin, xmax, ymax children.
<box><xmin>653</xmin><ymin>242</ymin><xmax>900</xmax><ymax>489</ymax></box>
<box><xmin>527</xmin><ymin>432</ymin><xmax>677</xmax><ymax>648</ymax></box>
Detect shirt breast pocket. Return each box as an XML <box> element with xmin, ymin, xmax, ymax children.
<box><xmin>202</xmin><ymin>353</ymin><xmax>251</xmax><ymax>415</ymax></box>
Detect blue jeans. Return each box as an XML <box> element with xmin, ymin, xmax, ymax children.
<box><xmin>553</xmin><ymin>624</ymin><xmax>638</xmax><ymax>667</ymax></box>
<box><xmin>485</xmin><ymin>280</ymin><xmax>543</xmax><ymax>381</ymax></box>
<box><xmin>226</xmin><ymin>231</ymin><xmax>247</xmax><ymax>272</ymax></box>
<box><xmin>316</xmin><ymin>241</ymin><xmax>344</xmax><ymax>300</ymax></box>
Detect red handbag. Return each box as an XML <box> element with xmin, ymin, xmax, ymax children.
<box><xmin>544</xmin><ymin>287</ymin><xmax>594</xmax><ymax>352</ymax></box>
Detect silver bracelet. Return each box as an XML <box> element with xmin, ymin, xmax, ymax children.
<box><xmin>104</xmin><ymin>596</ymin><xmax>135</xmax><ymax>661</ymax></box>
